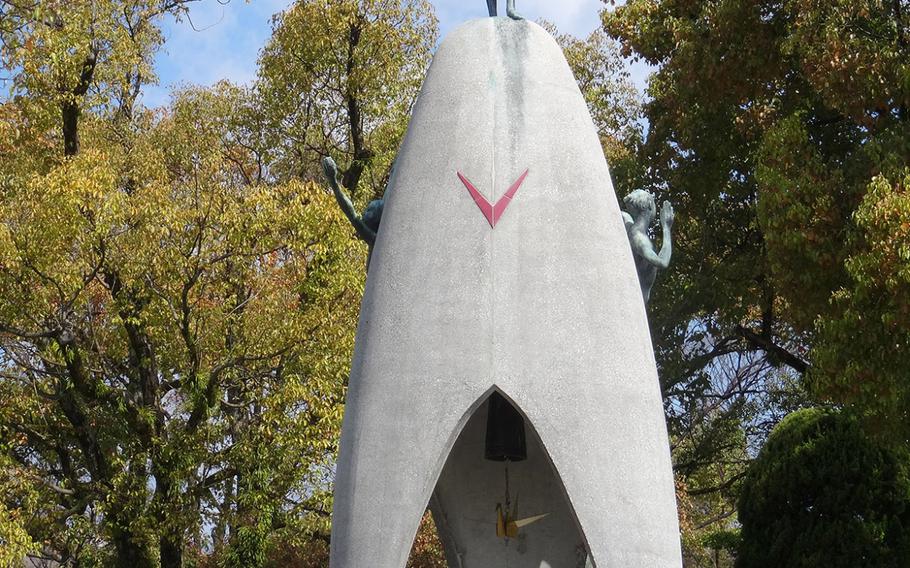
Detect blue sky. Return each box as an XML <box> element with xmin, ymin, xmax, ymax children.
<box><xmin>146</xmin><ymin>0</ymin><xmax>651</xmax><ymax>108</ymax></box>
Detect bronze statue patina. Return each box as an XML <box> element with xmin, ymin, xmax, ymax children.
<box><xmin>487</xmin><ymin>0</ymin><xmax>523</xmax><ymax>20</ymax></box>
<box><xmin>622</xmin><ymin>190</ymin><xmax>674</xmax><ymax>304</ymax></box>
<box><xmin>322</xmin><ymin>156</ymin><xmax>384</xmax><ymax>270</ymax></box>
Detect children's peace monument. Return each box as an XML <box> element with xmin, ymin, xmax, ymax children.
<box><xmin>327</xmin><ymin>11</ymin><xmax>682</xmax><ymax>568</ymax></box>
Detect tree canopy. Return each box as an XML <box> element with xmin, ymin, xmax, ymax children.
<box><xmin>2</xmin><ymin>0</ymin><xmax>906</xmax><ymax>565</ymax></box>
<box><xmin>603</xmin><ymin>0</ymin><xmax>908</xmax><ymax>562</ymax></box>
<box><xmin>0</xmin><ymin>81</ymin><xmax>366</xmax><ymax>566</ymax></box>
<box><xmin>737</xmin><ymin>407</ymin><xmax>910</xmax><ymax>567</ymax></box>
<box><xmin>0</xmin><ymin>1</ymin><xmax>376</xmax><ymax>565</ymax></box>
<box><xmin>603</xmin><ymin>0</ymin><xmax>909</xmax><ymax>435</ymax></box>
<box><xmin>257</xmin><ymin>0</ymin><xmax>438</xmax><ymax>199</ymax></box>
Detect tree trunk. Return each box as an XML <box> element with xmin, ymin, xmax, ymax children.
<box><xmin>61</xmin><ymin>54</ymin><xmax>97</xmax><ymax>157</ymax></box>
<box><xmin>155</xmin><ymin>467</ymin><xmax>184</xmax><ymax>568</ymax></box>
<box><xmin>111</xmin><ymin>527</ymin><xmax>156</xmax><ymax>568</ymax></box>
<box><xmin>159</xmin><ymin>533</ymin><xmax>184</xmax><ymax>568</ymax></box>
<box><xmin>62</xmin><ymin>101</ymin><xmax>80</xmax><ymax>157</ymax></box>
<box><xmin>340</xmin><ymin>14</ymin><xmax>374</xmax><ymax>196</ymax></box>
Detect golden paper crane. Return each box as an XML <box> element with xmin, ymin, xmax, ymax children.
<box><xmin>495</xmin><ymin>494</ymin><xmax>549</xmax><ymax>539</ymax></box>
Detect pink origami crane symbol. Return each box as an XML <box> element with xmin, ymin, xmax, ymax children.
<box><xmin>457</xmin><ymin>169</ymin><xmax>529</xmax><ymax>228</ymax></box>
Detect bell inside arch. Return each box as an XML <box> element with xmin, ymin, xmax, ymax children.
<box><xmin>484</xmin><ymin>392</ymin><xmax>527</xmax><ymax>462</ymax></box>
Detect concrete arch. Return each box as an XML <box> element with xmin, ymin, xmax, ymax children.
<box><xmin>429</xmin><ymin>386</ymin><xmax>594</xmax><ymax>568</ymax></box>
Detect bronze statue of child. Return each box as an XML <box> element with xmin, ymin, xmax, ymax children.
<box><xmin>487</xmin><ymin>0</ymin><xmax>523</xmax><ymax>20</ymax></box>
<box><xmin>622</xmin><ymin>190</ymin><xmax>674</xmax><ymax>304</ymax></box>
<box><xmin>322</xmin><ymin>156</ymin><xmax>384</xmax><ymax>271</ymax></box>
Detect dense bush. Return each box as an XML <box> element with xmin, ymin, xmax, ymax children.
<box><xmin>737</xmin><ymin>408</ymin><xmax>910</xmax><ymax>567</ymax></box>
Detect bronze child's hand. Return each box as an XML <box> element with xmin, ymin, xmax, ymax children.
<box><xmin>661</xmin><ymin>201</ymin><xmax>674</xmax><ymax>229</ymax></box>
<box><xmin>322</xmin><ymin>156</ymin><xmax>339</xmax><ymax>183</ymax></box>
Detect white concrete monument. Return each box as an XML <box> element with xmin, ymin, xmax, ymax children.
<box><xmin>329</xmin><ymin>17</ymin><xmax>682</xmax><ymax>568</ymax></box>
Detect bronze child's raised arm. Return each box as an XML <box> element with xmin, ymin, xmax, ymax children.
<box><xmin>322</xmin><ymin>156</ymin><xmax>384</xmax><ymax>270</ymax></box>
<box><xmin>622</xmin><ymin>189</ymin><xmax>674</xmax><ymax>304</ymax></box>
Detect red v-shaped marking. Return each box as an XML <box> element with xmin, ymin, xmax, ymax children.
<box><xmin>457</xmin><ymin>169</ymin><xmax>529</xmax><ymax>228</ymax></box>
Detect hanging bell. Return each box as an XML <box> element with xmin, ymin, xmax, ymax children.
<box><xmin>484</xmin><ymin>392</ymin><xmax>527</xmax><ymax>462</ymax></box>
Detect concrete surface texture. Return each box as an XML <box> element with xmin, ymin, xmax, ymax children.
<box><xmin>329</xmin><ymin>17</ymin><xmax>682</xmax><ymax>568</ymax></box>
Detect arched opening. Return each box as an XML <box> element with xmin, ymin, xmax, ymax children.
<box><xmin>409</xmin><ymin>388</ymin><xmax>594</xmax><ymax>568</ymax></box>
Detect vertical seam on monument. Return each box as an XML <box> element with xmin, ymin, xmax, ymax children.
<box><xmin>490</xmin><ymin>17</ymin><xmax>498</xmax><ymax>391</ymax></box>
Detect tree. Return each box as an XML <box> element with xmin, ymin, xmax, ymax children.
<box><xmin>0</xmin><ymin>1</ymin><xmax>451</xmax><ymax>565</ymax></box>
<box><xmin>601</xmin><ymin>2</ymin><xmax>909</xmax><ymax>561</ymax></box>
<box><xmin>0</xmin><ymin>82</ymin><xmax>365</xmax><ymax>566</ymax></box>
<box><xmin>0</xmin><ymin>0</ymin><xmax>459</xmax><ymax>563</ymax></box>
<box><xmin>0</xmin><ymin>0</ymin><xmax>202</xmax><ymax>156</ymax></box>
<box><xmin>0</xmin><ymin>4</ymin><xmax>368</xmax><ymax>560</ymax></box>
<box><xmin>0</xmin><ymin>456</ymin><xmax>38</xmax><ymax>567</ymax></box>
<box><xmin>406</xmin><ymin>513</ymin><xmax>446</xmax><ymax>568</ymax></box>
<box><xmin>814</xmin><ymin>170</ymin><xmax>910</xmax><ymax>437</ymax></box>
<box><xmin>602</xmin><ymin>0</ymin><xmax>909</xmax><ymax>437</ymax></box>
<box><xmin>737</xmin><ymin>407</ymin><xmax>910</xmax><ymax>567</ymax></box>
<box><xmin>257</xmin><ymin>0</ymin><xmax>438</xmax><ymax>201</ymax></box>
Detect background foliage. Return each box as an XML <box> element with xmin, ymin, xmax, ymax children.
<box><xmin>604</xmin><ymin>0</ymin><xmax>909</xmax><ymax>564</ymax></box>
<box><xmin>1</xmin><ymin>0</ymin><xmax>907</xmax><ymax>566</ymax></box>
<box><xmin>737</xmin><ymin>408</ymin><xmax>910</xmax><ymax>567</ymax></box>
